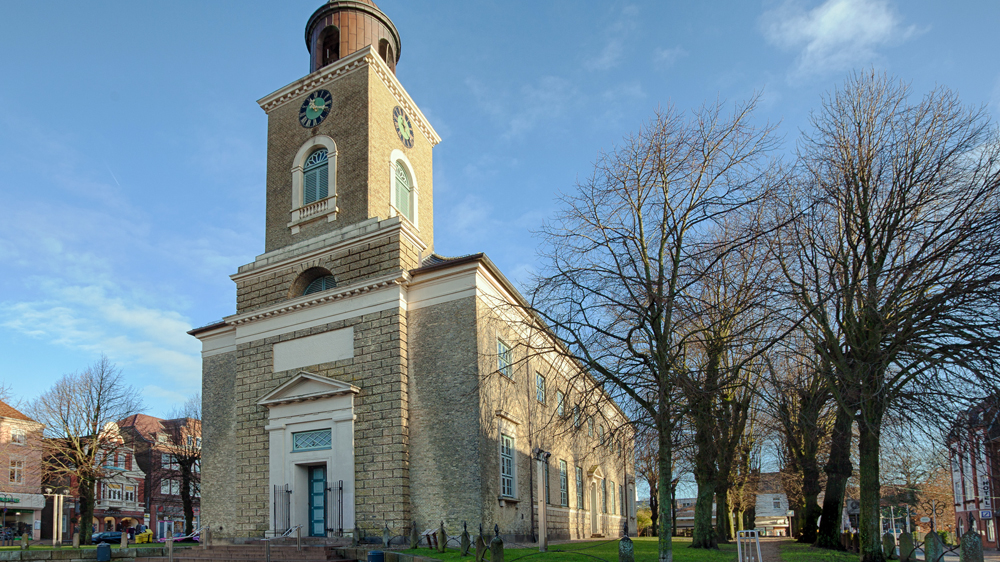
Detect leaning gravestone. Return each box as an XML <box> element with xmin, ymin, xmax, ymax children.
<box><xmin>960</xmin><ymin>529</ymin><xmax>984</xmax><ymax>562</ymax></box>
<box><xmin>883</xmin><ymin>533</ymin><xmax>896</xmax><ymax>560</ymax></box>
<box><xmin>899</xmin><ymin>532</ymin><xmax>915</xmax><ymax>562</ymax></box>
<box><xmin>460</xmin><ymin>522</ymin><xmax>471</xmax><ymax>556</ymax></box>
<box><xmin>437</xmin><ymin>521</ymin><xmax>447</xmax><ymax>553</ymax></box>
<box><xmin>410</xmin><ymin>522</ymin><xmax>419</xmax><ymax>550</ymax></box>
<box><xmin>925</xmin><ymin>530</ymin><xmax>944</xmax><ymax>562</ymax></box>
<box><xmin>72</xmin><ymin>532</ymin><xmax>80</xmax><ymax>548</ymax></box>
<box><xmin>475</xmin><ymin>535</ymin><xmax>487</xmax><ymax>562</ymax></box>
<box><xmin>383</xmin><ymin>524</ymin><xmax>391</xmax><ymax>549</ymax></box>
<box><xmin>489</xmin><ymin>525</ymin><xmax>504</xmax><ymax>562</ymax></box>
<box><xmin>618</xmin><ymin>535</ymin><xmax>635</xmax><ymax>562</ymax></box>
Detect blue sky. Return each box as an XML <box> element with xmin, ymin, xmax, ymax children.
<box><xmin>1</xmin><ymin>0</ymin><xmax>998</xmax><ymax>418</ymax></box>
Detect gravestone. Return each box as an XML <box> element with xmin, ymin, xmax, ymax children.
<box><xmin>352</xmin><ymin>524</ymin><xmax>362</xmax><ymax>547</ymax></box>
<box><xmin>410</xmin><ymin>522</ymin><xmax>419</xmax><ymax>550</ymax></box>
<box><xmin>618</xmin><ymin>535</ymin><xmax>635</xmax><ymax>562</ymax></box>
<box><xmin>925</xmin><ymin>530</ymin><xmax>944</xmax><ymax>562</ymax></box>
<box><xmin>460</xmin><ymin>522</ymin><xmax>471</xmax><ymax>556</ymax></box>
<box><xmin>489</xmin><ymin>525</ymin><xmax>504</xmax><ymax>562</ymax></box>
<box><xmin>882</xmin><ymin>532</ymin><xmax>896</xmax><ymax>559</ymax></box>
<box><xmin>960</xmin><ymin>529</ymin><xmax>984</xmax><ymax>562</ymax></box>
<box><xmin>383</xmin><ymin>524</ymin><xmax>391</xmax><ymax>549</ymax></box>
<box><xmin>21</xmin><ymin>533</ymin><xmax>29</xmax><ymax>550</ymax></box>
<box><xmin>475</xmin><ymin>524</ymin><xmax>487</xmax><ymax>562</ymax></box>
<box><xmin>437</xmin><ymin>521</ymin><xmax>447</xmax><ymax>553</ymax></box>
<box><xmin>899</xmin><ymin>532</ymin><xmax>915</xmax><ymax>562</ymax></box>
<box><xmin>72</xmin><ymin>532</ymin><xmax>79</xmax><ymax>548</ymax></box>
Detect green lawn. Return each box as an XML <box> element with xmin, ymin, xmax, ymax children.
<box><xmin>402</xmin><ymin>536</ymin><xmax>738</xmax><ymax>562</ymax></box>
<box><xmin>779</xmin><ymin>541</ymin><xmax>857</xmax><ymax>562</ymax></box>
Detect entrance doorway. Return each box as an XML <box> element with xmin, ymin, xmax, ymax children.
<box><xmin>590</xmin><ymin>484</ymin><xmax>598</xmax><ymax>534</ymax></box>
<box><xmin>308</xmin><ymin>466</ymin><xmax>327</xmax><ymax>537</ymax></box>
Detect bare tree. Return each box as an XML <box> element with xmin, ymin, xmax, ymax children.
<box><xmin>164</xmin><ymin>395</ymin><xmax>202</xmax><ymax>536</ymax></box>
<box><xmin>778</xmin><ymin>71</ymin><xmax>1000</xmax><ymax>562</ymax></box>
<box><xmin>763</xmin><ymin>343</ymin><xmax>833</xmax><ymax>543</ymax></box>
<box><xmin>26</xmin><ymin>356</ymin><xmax>143</xmax><ymax>544</ymax></box>
<box><xmin>530</xmin><ymin>97</ymin><xmax>780</xmax><ymax>561</ymax></box>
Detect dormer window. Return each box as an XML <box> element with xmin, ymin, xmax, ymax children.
<box><xmin>303</xmin><ymin>149</ymin><xmax>329</xmax><ymax>205</ymax></box>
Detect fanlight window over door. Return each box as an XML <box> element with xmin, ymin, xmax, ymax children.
<box><xmin>303</xmin><ymin>149</ymin><xmax>329</xmax><ymax>205</ymax></box>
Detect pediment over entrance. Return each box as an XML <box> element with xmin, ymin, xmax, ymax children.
<box><xmin>587</xmin><ymin>466</ymin><xmax>604</xmax><ymax>480</ymax></box>
<box><xmin>257</xmin><ymin>371</ymin><xmax>359</xmax><ymax>407</ymax></box>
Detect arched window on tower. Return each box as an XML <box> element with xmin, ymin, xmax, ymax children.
<box><xmin>303</xmin><ymin>275</ymin><xmax>336</xmax><ymax>295</ymax></box>
<box><xmin>378</xmin><ymin>39</ymin><xmax>395</xmax><ymax>72</ymax></box>
<box><xmin>394</xmin><ymin>160</ymin><xmax>412</xmax><ymax>222</ymax></box>
<box><xmin>320</xmin><ymin>27</ymin><xmax>340</xmax><ymax>68</ymax></box>
<box><xmin>303</xmin><ymin>149</ymin><xmax>329</xmax><ymax>204</ymax></box>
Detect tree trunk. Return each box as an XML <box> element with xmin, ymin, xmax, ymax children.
<box><xmin>657</xmin><ymin>418</ymin><xmax>674</xmax><ymax>562</ymax></box>
<box><xmin>691</xmin><ymin>472</ymin><xmax>718</xmax><ymax>548</ymax></box>
<box><xmin>78</xmin><ymin>478</ymin><xmax>95</xmax><ymax>545</ymax></box>
<box><xmin>716</xmin><ymin>487</ymin><xmax>732</xmax><ymax>543</ymax></box>
<box><xmin>650</xmin><ymin>491</ymin><xmax>659</xmax><ymax>537</ymax></box>
<box><xmin>798</xmin><ymin>461</ymin><xmax>822</xmax><ymax>543</ymax></box>
<box><xmin>816</xmin><ymin>405</ymin><xmax>855</xmax><ymax>549</ymax></box>
<box><xmin>180</xmin><ymin>469</ymin><xmax>194</xmax><ymax>535</ymax></box>
<box><xmin>858</xmin><ymin>415</ymin><xmax>885</xmax><ymax>562</ymax></box>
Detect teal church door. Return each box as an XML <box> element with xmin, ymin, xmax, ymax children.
<box><xmin>308</xmin><ymin>466</ymin><xmax>327</xmax><ymax>537</ymax></box>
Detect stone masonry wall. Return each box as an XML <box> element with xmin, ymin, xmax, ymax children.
<box><xmin>407</xmin><ymin>295</ymin><xmax>481</xmax><ymax>534</ymax></box>
<box><xmin>230</xmin><ymin>306</ymin><xmax>410</xmax><ymax>538</ymax></box>
<box><xmin>201</xmin><ymin>350</ymin><xmax>238</xmax><ymax>537</ymax></box>
<box><xmin>235</xmin><ymin>225</ymin><xmax>420</xmax><ymax>315</ymax></box>
<box><xmin>265</xmin><ymin>67</ymin><xmax>371</xmax><ymax>253</ymax></box>
<box><xmin>473</xmin><ymin>296</ymin><xmax>633</xmax><ymax>541</ymax></box>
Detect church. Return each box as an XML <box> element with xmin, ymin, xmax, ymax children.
<box><xmin>191</xmin><ymin>0</ymin><xmax>635</xmax><ymax>543</ymax></box>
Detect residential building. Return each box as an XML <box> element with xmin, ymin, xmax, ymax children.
<box><xmin>119</xmin><ymin>414</ymin><xmax>201</xmax><ymax>538</ymax></box>
<box><xmin>190</xmin><ymin>0</ymin><xmax>635</xmax><ymax>542</ymax></box>
<box><xmin>947</xmin><ymin>399</ymin><xmax>999</xmax><ymax>547</ymax></box>
<box><xmin>0</xmin><ymin>401</ymin><xmax>44</xmax><ymax>539</ymax></box>
<box><xmin>755</xmin><ymin>472</ymin><xmax>792</xmax><ymax>537</ymax></box>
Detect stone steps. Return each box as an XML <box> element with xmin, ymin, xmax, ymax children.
<box><xmin>134</xmin><ymin>545</ymin><xmax>356</xmax><ymax>562</ymax></box>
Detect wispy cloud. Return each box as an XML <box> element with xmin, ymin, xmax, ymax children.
<box><xmin>466</xmin><ymin>76</ymin><xmax>581</xmax><ymax>139</ymax></box>
<box><xmin>654</xmin><ymin>47</ymin><xmax>688</xmax><ymax>68</ymax></box>
<box><xmin>585</xmin><ymin>5</ymin><xmax>640</xmax><ymax>71</ymax></box>
<box><xmin>760</xmin><ymin>0</ymin><xmax>920</xmax><ymax>78</ymax></box>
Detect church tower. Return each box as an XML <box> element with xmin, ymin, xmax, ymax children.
<box><xmin>194</xmin><ymin>0</ymin><xmax>439</xmax><ymax>540</ymax></box>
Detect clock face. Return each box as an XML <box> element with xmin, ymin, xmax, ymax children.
<box><xmin>299</xmin><ymin>90</ymin><xmax>333</xmax><ymax>128</ymax></box>
<box><xmin>393</xmin><ymin>106</ymin><xmax>414</xmax><ymax>148</ymax></box>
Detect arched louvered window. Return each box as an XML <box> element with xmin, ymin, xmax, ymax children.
<box><xmin>394</xmin><ymin>160</ymin><xmax>412</xmax><ymax>221</ymax></box>
<box><xmin>303</xmin><ymin>149</ymin><xmax>329</xmax><ymax>205</ymax></box>
<box><xmin>303</xmin><ymin>275</ymin><xmax>336</xmax><ymax>295</ymax></box>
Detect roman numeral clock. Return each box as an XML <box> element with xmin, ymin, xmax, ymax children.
<box><xmin>299</xmin><ymin>89</ymin><xmax>333</xmax><ymax>128</ymax></box>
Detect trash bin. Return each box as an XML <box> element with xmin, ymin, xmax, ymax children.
<box><xmin>96</xmin><ymin>543</ymin><xmax>111</xmax><ymax>562</ymax></box>
<box><xmin>367</xmin><ymin>551</ymin><xmax>384</xmax><ymax>562</ymax></box>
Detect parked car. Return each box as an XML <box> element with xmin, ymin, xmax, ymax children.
<box><xmin>91</xmin><ymin>531</ymin><xmax>122</xmax><ymax>543</ymax></box>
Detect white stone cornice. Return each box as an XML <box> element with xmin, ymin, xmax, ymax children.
<box><xmin>256</xmin><ymin>45</ymin><xmax>441</xmax><ymax>147</ymax></box>
<box><xmin>365</xmin><ymin>48</ymin><xmax>442</xmax><ymax>147</ymax></box>
<box><xmin>257</xmin><ymin>47</ymin><xmax>371</xmax><ymax>113</ymax></box>
<box><xmin>225</xmin><ymin>270</ymin><xmax>410</xmax><ymax>327</ymax></box>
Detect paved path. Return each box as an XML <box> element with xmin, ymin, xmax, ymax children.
<box><xmin>756</xmin><ymin>537</ymin><xmax>784</xmax><ymax>562</ymax></box>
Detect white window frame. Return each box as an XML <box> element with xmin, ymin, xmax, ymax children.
<box><xmin>573</xmin><ymin>406</ymin><xmax>580</xmax><ymax>428</ymax></box>
<box><xmin>559</xmin><ymin>460</ymin><xmax>569</xmax><ymax>507</ymax></box>
<box><xmin>9</xmin><ymin>426</ymin><xmax>25</xmax><ymax>445</ymax></box>
<box><xmin>124</xmin><ymin>485</ymin><xmax>136</xmax><ymax>503</ymax></box>
<box><xmin>9</xmin><ymin>459</ymin><xmax>23</xmax><ymax>483</ymax></box>
<box><xmin>556</xmin><ymin>391</ymin><xmax>565</xmax><ymax>417</ymax></box>
<box><xmin>588</xmin><ymin>417</ymin><xmax>594</xmax><ymax>437</ymax></box>
<box><xmin>611</xmin><ymin>480</ymin><xmax>616</xmax><ymax>514</ymax></box>
<box><xmin>576</xmin><ymin>466</ymin><xmax>584</xmax><ymax>509</ymax></box>
<box><xmin>389</xmin><ymin>149</ymin><xmax>419</xmax><ymax>228</ymax></box>
<box><xmin>497</xmin><ymin>339</ymin><xmax>513</xmax><ymax>379</ymax></box>
<box><xmin>500</xmin><ymin>433</ymin><xmax>515</xmax><ymax>498</ymax></box>
<box><xmin>116</xmin><ymin>453</ymin><xmax>126</xmax><ymax>469</ymax></box>
<box><xmin>289</xmin><ymin>136</ymin><xmax>339</xmax><ymax>233</ymax></box>
<box><xmin>171</xmin><ymin>479</ymin><xmax>180</xmax><ymax>496</ymax></box>
<box><xmin>161</xmin><ymin>479</ymin><xmax>172</xmax><ymax>495</ymax></box>
<box><xmin>536</xmin><ymin>373</ymin><xmax>546</xmax><ymax>404</ymax></box>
